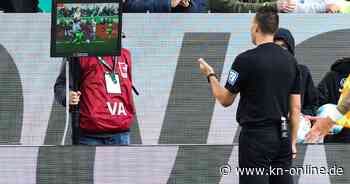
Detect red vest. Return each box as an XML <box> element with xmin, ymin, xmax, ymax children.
<box><xmin>79</xmin><ymin>48</ymin><xmax>135</xmax><ymax>133</ymax></box>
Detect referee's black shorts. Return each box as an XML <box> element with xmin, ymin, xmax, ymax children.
<box><xmin>238</xmin><ymin>121</ymin><xmax>293</xmax><ymax>184</ymax></box>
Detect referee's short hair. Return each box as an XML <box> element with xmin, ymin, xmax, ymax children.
<box><xmin>255</xmin><ymin>6</ymin><xmax>279</xmax><ymax>35</ymax></box>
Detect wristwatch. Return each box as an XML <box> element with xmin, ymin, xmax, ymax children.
<box><xmin>207</xmin><ymin>73</ymin><xmax>217</xmax><ymax>83</ymax></box>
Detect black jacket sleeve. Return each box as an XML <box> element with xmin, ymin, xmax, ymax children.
<box><xmin>317</xmin><ymin>71</ymin><xmax>340</xmax><ymax>106</ymax></box>
<box><xmin>299</xmin><ymin>65</ymin><xmax>318</xmax><ymax>116</ymax></box>
<box><xmin>124</xmin><ymin>0</ymin><xmax>172</xmax><ymax>13</ymax></box>
<box><xmin>124</xmin><ymin>0</ymin><xmax>207</xmax><ymax>13</ymax></box>
<box><xmin>172</xmin><ymin>0</ymin><xmax>207</xmax><ymax>12</ymax></box>
<box><xmin>54</xmin><ymin>61</ymin><xmax>67</xmax><ymax>107</ymax></box>
<box><xmin>54</xmin><ymin>58</ymin><xmax>81</xmax><ymax>108</ymax></box>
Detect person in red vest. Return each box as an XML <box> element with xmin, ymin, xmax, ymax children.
<box><xmin>54</xmin><ymin>47</ymin><xmax>137</xmax><ymax>145</ymax></box>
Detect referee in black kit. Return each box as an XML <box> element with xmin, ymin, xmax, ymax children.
<box><xmin>198</xmin><ymin>6</ymin><xmax>300</xmax><ymax>184</ymax></box>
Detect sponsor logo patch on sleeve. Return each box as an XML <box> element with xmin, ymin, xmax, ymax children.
<box><xmin>227</xmin><ymin>69</ymin><xmax>239</xmax><ymax>86</ymax></box>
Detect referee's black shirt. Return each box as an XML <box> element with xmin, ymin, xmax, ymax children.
<box><xmin>225</xmin><ymin>42</ymin><xmax>300</xmax><ymax>125</ymax></box>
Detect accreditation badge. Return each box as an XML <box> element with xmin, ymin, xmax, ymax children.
<box><xmin>105</xmin><ymin>72</ymin><xmax>121</xmax><ymax>94</ymax></box>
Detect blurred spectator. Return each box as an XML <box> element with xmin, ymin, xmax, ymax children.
<box><xmin>124</xmin><ymin>0</ymin><xmax>207</xmax><ymax>13</ymax></box>
<box><xmin>196</xmin><ymin>0</ymin><xmax>209</xmax><ymax>11</ymax></box>
<box><xmin>0</xmin><ymin>0</ymin><xmax>15</xmax><ymax>12</ymax></box>
<box><xmin>1</xmin><ymin>0</ymin><xmax>40</xmax><ymax>12</ymax></box>
<box><xmin>291</xmin><ymin>0</ymin><xmax>350</xmax><ymax>13</ymax></box>
<box><xmin>318</xmin><ymin>57</ymin><xmax>350</xmax><ymax>142</ymax></box>
<box><xmin>209</xmin><ymin>0</ymin><xmax>350</xmax><ymax>13</ymax></box>
<box><xmin>33</xmin><ymin>0</ymin><xmax>209</xmax><ymax>13</ymax></box>
<box><xmin>208</xmin><ymin>0</ymin><xmax>295</xmax><ymax>13</ymax></box>
<box><xmin>274</xmin><ymin>28</ymin><xmax>318</xmax><ymax>116</ymax></box>
<box><xmin>318</xmin><ymin>58</ymin><xmax>350</xmax><ymax>107</ymax></box>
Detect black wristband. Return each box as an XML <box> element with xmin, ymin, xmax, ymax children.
<box><xmin>207</xmin><ymin>73</ymin><xmax>217</xmax><ymax>83</ymax></box>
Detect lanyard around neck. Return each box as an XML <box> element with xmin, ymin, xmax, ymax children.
<box><xmin>97</xmin><ymin>56</ymin><xmax>118</xmax><ymax>74</ymax></box>
<box><xmin>97</xmin><ymin>56</ymin><xmax>119</xmax><ymax>83</ymax></box>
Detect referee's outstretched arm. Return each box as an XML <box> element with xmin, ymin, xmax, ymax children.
<box><xmin>198</xmin><ymin>58</ymin><xmax>237</xmax><ymax>107</ymax></box>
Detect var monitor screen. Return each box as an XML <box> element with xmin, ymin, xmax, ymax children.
<box><xmin>51</xmin><ymin>0</ymin><xmax>122</xmax><ymax>57</ymax></box>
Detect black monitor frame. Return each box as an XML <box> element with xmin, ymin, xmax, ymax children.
<box><xmin>51</xmin><ymin>0</ymin><xmax>122</xmax><ymax>57</ymax></box>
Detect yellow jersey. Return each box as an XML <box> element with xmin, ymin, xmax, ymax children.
<box><xmin>337</xmin><ymin>74</ymin><xmax>350</xmax><ymax>128</ymax></box>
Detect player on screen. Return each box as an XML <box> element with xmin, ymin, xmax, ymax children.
<box><xmin>107</xmin><ymin>22</ymin><xmax>113</xmax><ymax>39</ymax></box>
<box><xmin>73</xmin><ymin>6</ymin><xmax>81</xmax><ymax>20</ymax></box>
<box><xmin>72</xmin><ymin>17</ymin><xmax>84</xmax><ymax>44</ymax></box>
<box><xmin>72</xmin><ymin>18</ymin><xmax>81</xmax><ymax>33</ymax></box>
<box><xmin>91</xmin><ymin>18</ymin><xmax>97</xmax><ymax>40</ymax></box>
<box><xmin>72</xmin><ymin>29</ymin><xmax>84</xmax><ymax>44</ymax></box>
<box><xmin>63</xmin><ymin>19</ymin><xmax>71</xmax><ymax>38</ymax></box>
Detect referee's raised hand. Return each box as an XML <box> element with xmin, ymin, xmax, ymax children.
<box><xmin>198</xmin><ymin>58</ymin><xmax>215</xmax><ymax>77</ymax></box>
